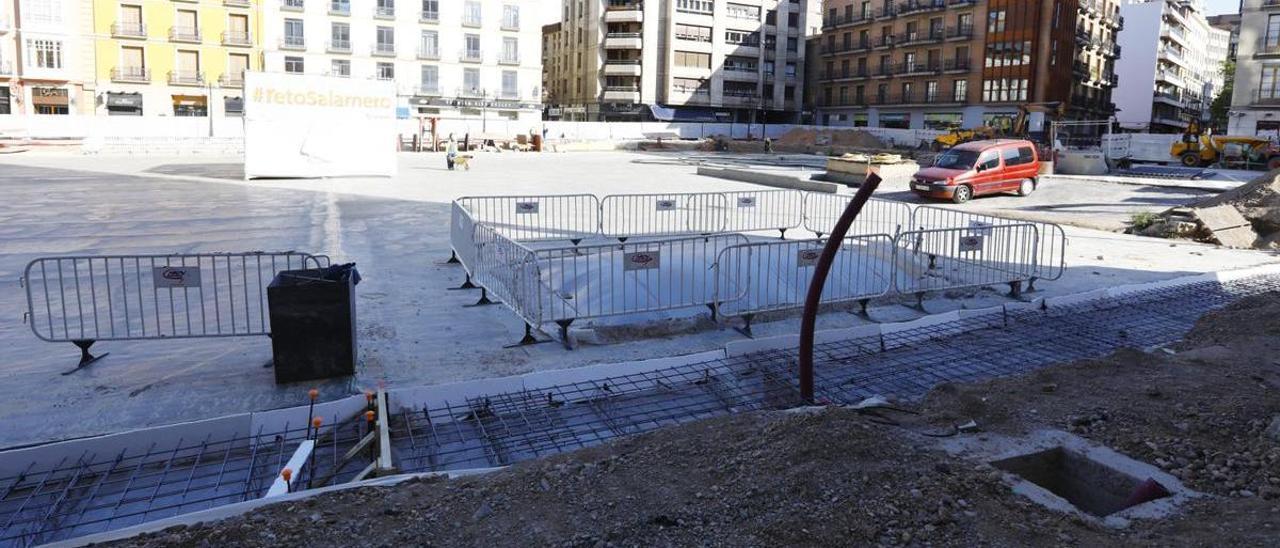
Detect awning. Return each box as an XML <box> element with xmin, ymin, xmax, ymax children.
<box><xmin>31</xmin><ymin>87</ymin><xmax>69</xmax><ymax>106</ymax></box>
<box><xmin>106</xmin><ymin>92</ymin><xmax>142</xmax><ymax>108</ymax></box>
<box><xmin>648</xmin><ymin>105</ymin><xmax>730</xmax><ymax>122</ymax></box>
<box><xmin>171</xmin><ymin>94</ymin><xmax>207</xmax><ymax>106</ymax></box>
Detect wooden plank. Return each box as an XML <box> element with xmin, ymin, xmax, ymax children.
<box><xmin>376</xmin><ymin>390</ymin><xmax>396</xmax><ymax>474</ymax></box>
<box><xmin>263</xmin><ymin>440</ymin><xmax>314</xmax><ymax>498</ymax></box>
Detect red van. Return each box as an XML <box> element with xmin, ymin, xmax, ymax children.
<box><xmin>911</xmin><ymin>139</ymin><xmax>1041</xmax><ymax>204</ymax></box>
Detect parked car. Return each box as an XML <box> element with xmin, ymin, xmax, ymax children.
<box><xmin>911</xmin><ymin>139</ymin><xmax>1041</xmax><ymax>204</ymax></box>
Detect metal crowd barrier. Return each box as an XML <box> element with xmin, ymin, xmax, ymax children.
<box><xmin>470</xmin><ymin>224</ymin><xmax>543</xmax><ymax>330</ymax></box>
<box><xmin>531</xmin><ymin>233</ymin><xmax>748</xmax><ymax>346</ymax></box>
<box><xmin>450</xmin><ymin>201</ymin><xmax>480</xmax><ymax>278</ymax></box>
<box><xmin>719</xmin><ymin>190</ymin><xmax>805</xmax><ymax>237</ymax></box>
<box><xmin>803</xmin><ymin>195</ymin><xmax>914</xmax><ymax>239</ymax></box>
<box><xmin>909</xmin><ymin>205</ymin><xmax>1066</xmax><ymax>284</ymax></box>
<box><xmin>456</xmin><ymin>194</ymin><xmax>601</xmax><ymax>242</ymax></box>
<box><xmin>22</xmin><ymin>251</ymin><xmax>328</xmax><ymax>372</ymax></box>
<box><xmin>712</xmin><ymin>235</ymin><xmax>896</xmax><ymax>335</ymax></box>
<box><xmin>894</xmin><ymin>224</ymin><xmax>1041</xmax><ymax>302</ymax></box>
<box><xmin>599</xmin><ymin>192</ymin><xmax>728</xmax><ymax>238</ymax></box>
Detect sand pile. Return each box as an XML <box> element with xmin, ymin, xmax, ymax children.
<box><xmin>775</xmin><ymin>128</ymin><xmax>886</xmax><ymax>149</ymax></box>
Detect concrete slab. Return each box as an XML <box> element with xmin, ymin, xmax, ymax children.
<box><xmin>1192</xmin><ymin>205</ymin><xmax>1257</xmax><ymax>248</ymax></box>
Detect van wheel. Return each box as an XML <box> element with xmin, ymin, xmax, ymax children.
<box><xmin>1180</xmin><ymin>153</ymin><xmax>1201</xmax><ymax>168</ymax></box>
<box><xmin>1017</xmin><ymin>179</ymin><xmax>1035</xmax><ymax>197</ymax></box>
<box><xmin>951</xmin><ymin>185</ymin><xmax>973</xmax><ymax>204</ymax></box>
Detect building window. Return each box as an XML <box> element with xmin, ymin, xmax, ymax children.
<box><xmin>952</xmin><ymin>79</ymin><xmax>967</xmax><ymax>102</ymax></box>
<box><xmin>675</xmin><ymin>0</ymin><xmax>713</xmax><ymax>15</ymax></box>
<box><xmin>463</xmin><ymin>67</ymin><xmax>480</xmax><ymax>91</ymax></box>
<box><xmin>982</xmin><ymin>78</ymin><xmax>1027</xmax><ymax>102</ymax></box>
<box><xmin>1267</xmin><ymin>15</ymin><xmax>1280</xmax><ymax>49</ymax></box>
<box><xmin>1260</xmin><ymin>65</ymin><xmax>1280</xmax><ymax>100</ymax></box>
<box><xmin>330</xmin><ymin>0</ymin><xmax>349</xmax><ymax>14</ymax></box>
<box><xmin>501</xmin><ymin>70</ymin><xmax>517</xmax><ymax>98</ymax></box>
<box><xmin>674</xmin><ymin>50</ymin><xmax>711</xmax><ymax>69</ymax></box>
<box><xmin>376</xmin><ymin>26</ymin><xmax>394</xmax><ymax>53</ymax></box>
<box><xmin>675</xmin><ymin>24</ymin><xmax>712</xmax><ymax>43</ymax></box>
<box><xmin>502</xmin><ymin>37</ymin><xmax>519</xmax><ymax>63</ymax></box>
<box><xmin>420</xmin><ymin>30</ymin><xmax>438</xmax><ymax>57</ymax></box>
<box><xmin>284</xmin><ymin>56</ymin><xmax>303</xmax><ymax>73</ymax></box>
<box><xmin>331</xmin><ymin>59</ymin><xmax>350</xmax><ymax>77</ymax></box>
<box><xmin>1</xmin><ymin>88</ymin><xmax>13</xmax><ymax>115</ymax></box>
<box><xmin>376</xmin><ymin>62</ymin><xmax>394</xmax><ymax>80</ymax></box>
<box><xmin>988</xmin><ymin>10</ymin><xmax>1005</xmax><ymax>33</ymax></box>
<box><xmin>672</xmin><ymin>77</ymin><xmax>709</xmax><ymax>94</ymax></box>
<box><xmin>25</xmin><ymin>0</ymin><xmax>63</xmax><ymax>24</ymax></box>
<box><xmin>463</xmin><ymin>1</ymin><xmax>482</xmax><ymax>26</ymax></box>
<box><xmin>985</xmin><ymin>41</ymin><xmax>1032</xmax><ymax>67</ymax></box>
<box><xmin>786</xmin><ymin>37</ymin><xmax>798</xmax><ymax>53</ymax></box>
<box><xmin>725</xmin><ymin>3</ymin><xmax>760</xmax><ymax>20</ymax></box>
<box><xmin>421</xmin><ymin>0</ymin><xmax>438</xmax><ymax>20</ymax></box>
<box><xmin>925</xmin><ymin>81</ymin><xmax>938</xmax><ymax>101</ymax></box>
<box><xmin>331</xmin><ymin>22</ymin><xmax>350</xmax><ymax>49</ymax></box>
<box><xmin>26</xmin><ymin>39</ymin><xmax>63</xmax><ymax>69</ymax></box>
<box><xmin>502</xmin><ymin>4</ymin><xmax>519</xmax><ymax>29</ymax></box>
<box><xmin>420</xmin><ymin>65</ymin><xmax>438</xmax><ymax>92</ymax></box>
<box><xmin>284</xmin><ymin>19</ymin><xmax>304</xmax><ymax>47</ymax></box>
<box><xmin>724</xmin><ymin>30</ymin><xmax>759</xmax><ymax>46</ymax></box>
<box><xmin>283</xmin><ymin>0</ymin><xmax>303</xmax><ymax>8</ymax></box>
<box><xmin>375</xmin><ymin>0</ymin><xmax>394</xmax><ymax>17</ymax></box>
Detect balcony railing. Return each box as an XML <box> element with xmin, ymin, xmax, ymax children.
<box><xmin>462</xmin><ymin>15</ymin><xmax>481</xmax><ymax>27</ymax></box>
<box><xmin>416</xmin><ymin>85</ymin><xmax>441</xmax><ymax>96</ymax></box>
<box><xmin>281</xmin><ymin>36</ymin><xmax>305</xmax><ymax>50</ymax></box>
<box><xmin>169</xmin><ymin>26</ymin><xmax>201</xmax><ymax>42</ymax></box>
<box><xmin>111</xmin><ymin>67</ymin><xmax>150</xmax><ymax>83</ymax></box>
<box><xmin>219</xmin><ymin>73</ymin><xmax>245</xmax><ymax>87</ymax></box>
<box><xmin>111</xmin><ymin>22</ymin><xmax>146</xmax><ymax>38</ymax></box>
<box><xmin>329</xmin><ymin>1</ymin><xmax>350</xmax><ymax>15</ymax></box>
<box><xmin>420</xmin><ymin>10</ymin><xmax>438</xmax><ymax>22</ymax></box>
<box><xmin>222</xmin><ymin>30</ymin><xmax>251</xmax><ymax>46</ymax></box>
<box><xmin>281</xmin><ymin>0</ymin><xmax>304</xmax><ymax>11</ymax></box>
<box><xmin>168</xmin><ymin>70</ymin><xmax>205</xmax><ymax>86</ymax></box>
<box><xmin>417</xmin><ymin>46</ymin><xmax>440</xmax><ymax>60</ymax></box>
<box><xmin>459</xmin><ymin>49</ymin><xmax>482</xmax><ymax>62</ymax></box>
<box><xmin>0</xmin><ymin>62</ymin><xmax>12</xmax><ymax>76</ymax></box>
<box><xmin>372</xmin><ymin>43</ymin><xmax>396</xmax><ymax>56</ymax></box>
<box><xmin>501</xmin><ymin>18</ymin><xmax>519</xmax><ymax>31</ymax></box>
<box><xmin>374</xmin><ymin>5</ymin><xmax>394</xmax><ymax>18</ymax></box>
<box><xmin>1253</xmin><ymin>90</ymin><xmax>1280</xmax><ymax>105</ymax></box>
<box><xmin>498</xmin><ymin>53</ymin><xmax>520</xmax><ymax>65</ymax></box>
<box><xmin>326</xmin><ymin>39</ymin><xmax>351</xmax><ymax>53</ymax></box>
<box><xmin>223</xmin><ymin>0</ymin><xmax>249</xmax><ymax>6</ymax></box>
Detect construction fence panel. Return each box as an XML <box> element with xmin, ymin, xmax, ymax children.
<box><xmin>718</xmin><ymin>189</ymin><xmax>805</xmax><ymax>235</ymax></box>
<box><xmin>451</xmin><ymin>201</ymin><xmax>480</xmax><ymax>275</ymax></box>
<box><xmin>599</xmin><ymin>193</ymin><xmax>728</xmax><ymax>238</ymax></box>
<box><xmin>24</xmin><ymin>252</ymin><xmax>324</xmax><ymax>343</ymax></box>
<box><xmin>893</xmin><ymin>224</ymin><xmax>1041</xmax><ymax>296</ymax></box>
<box><xmin>910</xmin><ymin>206</ymin><xmax>1066</xmax><ymax>281</ymax></box>
<box><xmin>472</xmin><ymin>224</ymin><xmax>544</xmax><ymax>326</ymax></box>
<box><xmin>802</xmin><ymin>194</ymin><xmax>914</xmax><ymax>238</ymax></box>
<box><xmin>533</xmin><ymin>234</ymin><xmax>748</xmax><ymax>323</ymax></box>
<box><xmin>713</xmin><ymin>235</ymin><xmax>896</xmax><ymax>318</ymax></box>
<box><xmin>457</xmin><ymin>194</ymin><xmax>602</xmax><ymax>242</ymax></box>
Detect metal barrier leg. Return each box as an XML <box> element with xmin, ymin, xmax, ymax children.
<box><xmin>65</xmin><ymin>340</ymin><xmax>108</xmax><ymax>375</ymax></box>
<box><xmin>706</xmin><ymin>303</ymin><xmax>717</xmax><ymax>322</ymax></box>
<box><xmin>1008</xmin><ymin>281</ymin><xmax>1023</xmax><ymax>299</ymax></box>
<box><xmin>555</xmin><ymin>320</ymin><xmax>574</xmax><ymax>350</ymax></box>
<box><xmin>854</xmin><ymin>298</ymin><xmax>871</xmax><ymax>319</ymax></box>
<box><xmin>1027</xmin><ymin>277</ymin><xmax>1039</xmax><ymax>293</ymax></box>
<box><xmin>465</xmin><ymin>288</ymin><xmax>499</xmax><ymax>307</ymax></box>
<box><xmin>504</xmin><ymin>323</ymin><xmax>550</xmax><ymax>348</ymax></box>
<box><xmin>778</xmin><ymin>228</ymin><xmax>787</xmax><ymax>240</ymax></box>
<box><xmin>914</xmin><ymin>292</ymin><xmax>927</xmax><ymax>311</ymax></box>
<box><xmin>733</xmin><ymin>314</ymin><xmax>755</xmax><ymax>339</ymax></box>
<box><xmin>445</xmin><ymin>250</ymin><xmax>460</xmax><ymax>265</ymax></box>
<box><xmin>449</xmin><ymin>273</ymin><xmax>478</xmax><ymax>291</ymax></box>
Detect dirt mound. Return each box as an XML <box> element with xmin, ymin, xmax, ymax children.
<box><xmin>113</xmin><ymin>293</ymin><xmax>1280</xmax><ymax>548</ymax></box>
<box><xmin>775</xmin><ymin>128</ymin><xmax>886</xmax><ymax>149</ymax></box>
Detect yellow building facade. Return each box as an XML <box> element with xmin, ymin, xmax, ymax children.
<box><xmin>91</xmin><ymin>0</ymin><xmax>262</xmax><ymax>116</ymax></box>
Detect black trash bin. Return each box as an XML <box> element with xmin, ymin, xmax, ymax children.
<box><xmin>267</xmin><ymin>264</ymin><xmax>360</xmax><ymax>384</ymax></box>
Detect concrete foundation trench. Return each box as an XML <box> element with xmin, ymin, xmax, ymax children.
<box><xmin>1</xmin><ymin>273</ymin><xmax>1278</xmax><ymax>546</ymax></box>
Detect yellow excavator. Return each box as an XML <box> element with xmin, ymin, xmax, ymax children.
<box><xmin>932</xmin><ymin>102</ymin><xmax>1063</xmax><ymax>150</ymax></box>
<box><xmin>932</xmin><ymin>126</ymin><xmax>997</xmax><ymax>151</ymax></box>
<box><xmin>1171</xmin><ymin>122</ymin><xmax>1280</xmax><ymax>170</ymax></box>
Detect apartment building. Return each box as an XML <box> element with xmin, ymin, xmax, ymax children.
<box><xmin>1229</xmin><ymin>0</ymin><xmax>1280</xmax><ymax>136</ymax></box>
<box><xmin>90</xmin><ymin>0</ymin><xmax>264</xmax><ymax>117</ymax></box>
<box><xmin>1114</xmin><ymin>0</ymin><xmax>1228</xmax><ymax>132</ymax></box>
<box><xmin>542</xmin><ymin>22</ymin><xmax>561</xmax><ymax>108</ymax></box>
<box><xmin>0</xmin><ymin>0</ymin><xmax>94</xmax><ymax>116</ymax></box>
<box><xmin>814</xmin><ymin>0</ymin><xmax>1122</xmax><ymax>131</ymax></box>
<box><xmin>545</xmin><ymin>0</ymin><xmax>822</xmax><ymax>123</ymax></box>
<box><xmin>1208</xmin><ymin>12</ymin><xmax>1241</xmax><ymax>61</ymax></box>
<box><xmin>261</xmin><ymin>0</ymin><xmax>542</xmax><ymax>125</ymax></box>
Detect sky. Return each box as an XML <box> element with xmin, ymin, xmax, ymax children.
<box><xmin>532</xmin><ymin>0</ymin><xmax>1241</xmax><ymax>24</ymax></box>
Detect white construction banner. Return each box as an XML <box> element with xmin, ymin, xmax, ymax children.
<box><xmin>243</xmin><ymin>72</ymin><xmax>397</xmax><ymax>179</ymax></box>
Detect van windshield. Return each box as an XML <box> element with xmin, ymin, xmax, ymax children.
<box><xmin>934</xmin><ymin>150</ymin><xmax>981</xmax><ymax>170</ymax></box>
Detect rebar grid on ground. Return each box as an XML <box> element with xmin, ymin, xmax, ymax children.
<box><xmin>1</xmin><ymin>275</ymin><xmax>1277</xmax><ymax>546</ymax></box>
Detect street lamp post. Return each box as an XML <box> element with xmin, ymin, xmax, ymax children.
<box><xmin>472</xmin><ymin>87</ymin><xmax>488</xmax><ymax>133</ymax></box>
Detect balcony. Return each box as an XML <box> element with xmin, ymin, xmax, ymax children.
<box><xmin>943</xmin><ymin>59</ymin><xmax>971</xmax><ymax>72</ymax></box>
<box><xmin>222</xmin><ymin>30</ymin><xmax>252</xmax><ymax>46</ymax></box>
<box><xmin>462</xmin><ymin>16</ymin><xmax>481</xmax><ymax>28</ymax></box>
<box><xmin>372</xmin><ymin>43</ymin><xmax>396</xmax><ymax>57</ymax></box>
<box><xmin>111</xmin><ymin>22</ymin><xmax>146</xmax><ymax>38</ymax></box>
<box><xmin>280</xmin><ymin>36</ymin><xmax>305</xmax><ymax>50</ymax></box>
<box><xmin>605</xmin><ymin>1</ymin><xmax>643</xmax><ymax>23</ymax></box>
<box><xmin>1256</xmin><ymin>38</ymin><xmax>1280</xmax><ymax>58</ymax></box>
<box><xmin>168</xmin><ymin>70</ymin><xmax>205</xmax><ymax>86</ymax></box>
<box><xmin>946</xmin><ymin>24</ymin><xmax>973</xmax><ymax>40</ymax></box>
<box><xmin>417</xmin><ymin>46</ymin><xmax>440</xmax><ymax>60</ymax></box>
<box><xmin>1253</xmin><ymin>90</ymin><xmax>1280</xmax><ymax>106</ymax></box>
<box><xmin>374</xmin><ymin>5</ymin><xmax>394</xmax><ymax>19</ymax></box>
<box><xmin>281</xmin><ymin>0</ymin><xmax>304</xmax><ymax>12</ymax></box>
<box><xmin>329</xmin><ymin>2</ymin><xmax>350</xmax><ymax>15</ymax></box>
<box><xmin>898</xmin><ymin>0</ymin><xmax>946</xmax><ymax>15</ymax></box>
<box><xmin>420</xmin><ymin>10</ymin><xmax>438</xmax><ymax>23</ymax></box>
<box><xmin>326</xmin><ymin>39</ymin><xmax>350</xmax><ymax>53</ymax></box>
<box><xmin>498</xmin><ymin>53</ymin><xmax>520</xmax><ymax>65</ymax></box>
<box><xmin>604</xmin><ymin>32</ymin><xmax>642</xmax><ymax>49</ymax></box>
<box><xmin>0</xmin><ymin>62</ymin><xmax>12</xmax><ymax>76</ymax></box>
<box><xmin>415</xmin><ymin>85</ymin><xmax>441</xmax><ymax>96</ymax></box>
<box><xmin>111</xmin><ymin>67</ymin><xmax>150</xmax><ymax>83</ymax></box>
<box><xmin>219</xmin><ymin>73</ymin><xmax>244</xmax><ymax>88</ymax></box>
<box><xmin>223</xmin><ymin>0</ymin><xmax>249</xmax><ymax>6</ymax></box>
<box><xmin>501</xmin><ymin>18</ymin><xmax>519</xmax><ymax>31</ymax></box>
<box><xmin>603</xmin><ymin>85</ymin><xmax>640</xmax><ymax>102</ymax></box>
<box><xmin>459</xmin><ymin>49</ymin><xmax>483</xmax><ymax>63</ymax></box>
<box><xmin>604</xmin><ymin>59</ymin><xmax>642</xmax><ymax>76</ymax></box>
<box><xmin>169</xmin><ymin>26</ymin><xmax>201</xmax><ymax>43</ymax></box>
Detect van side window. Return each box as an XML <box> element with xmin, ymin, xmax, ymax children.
<box><xmin>1004</xmin><ymin>146</ymin><xmax>1036</xmax><ymax>166</ymax></box>
<box><xmin>1001</xmin><ymin>147</ymin><xmax>1020</xmax><ymax>165</ymax></box>
<box><xmin>977</xmin><ymin>151</ymin><xmax>1000</xmax><ymax>170</ymax></box>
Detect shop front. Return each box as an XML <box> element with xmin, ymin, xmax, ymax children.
<box><xmin>105</xmin><ymin>92</ymin><xmax>143</xmax><ymax>116</ymax></box>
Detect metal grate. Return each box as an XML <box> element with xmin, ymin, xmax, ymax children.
<box><xmin>1</xmin><ymin>275</ymin><xmax>1277</xmax><ymax>546</ymax></box>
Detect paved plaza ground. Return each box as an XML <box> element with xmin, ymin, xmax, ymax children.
<box><xmin>0</xmin><ymin>150</ymin><xmax>1276</xmax><ymax>448</ymax></box>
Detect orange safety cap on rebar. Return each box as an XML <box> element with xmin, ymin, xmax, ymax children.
<box><xmin>365</xmin><ymin>410</ymin><xmax>376</xmax><ymax>422</ymax></box>
<box><xmin>281</xmin><ymin>468</ymin><xmax>292</xmax><ymax>482</ymax></box>
<box><xmin>309</xmin><ymin>388</ymin><xmax>319</xmax><ymax>400</ymax></box>
<box><xmin>312</xmin><ymin>416</ymin><xmax>323</xmax><ymax>429</ymax></box>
